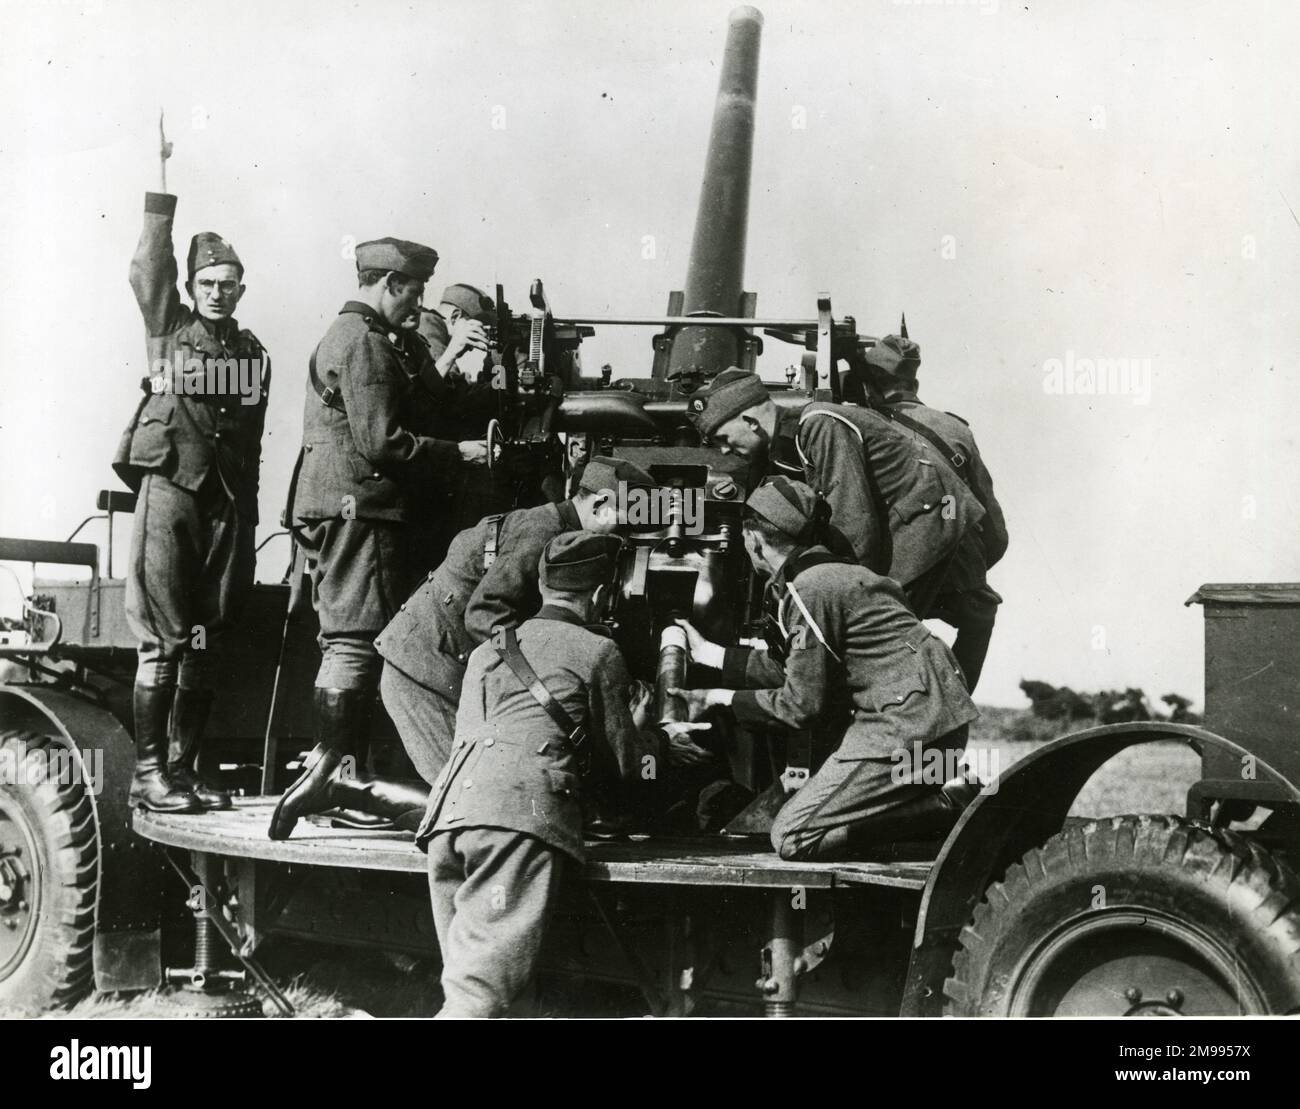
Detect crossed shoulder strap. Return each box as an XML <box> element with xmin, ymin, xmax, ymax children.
<box><xmin>490</xmin><ymin>626</ymin><xmax>588</xmax><ymax>752</ymax></box>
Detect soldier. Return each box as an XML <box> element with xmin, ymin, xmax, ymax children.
<box><xmin>415</xmin><ymin>283</ymin><xmax>495</xmax><ymax>378</ymax></box>
<box><xmin>689</xmin><ymin>368</ymin><xmax>985</xmax><ymax>621</ymax></box>
<box><xmin>113</xmin><ymin>187</ymin><xmax>270</xmax><ymax>813</ymax></box>
<box><xmin>413</xmin><ymin>283</ymin><xmax>516</xmax><ymax>537</ymax></box>
<box><xmin>375</xmin><ymin>456</ymin><xmax>658</xmax><ymax>786</ymax></box>
<box><xmin>672</xmin><ymin>479</ymin><xmax>979</xmax><ymax>861</ymax></box>
<box><xmin>415</xmin><ymin>531</ymin><xmax>709</xmax><ymax>1018</ymax></box>
<box><xmin>268</xmin><ymin>238</ymin><xmax>488</xmax><ymax>841</ymax></box>
<box><xmin>857</xmin><ymin>334</ymin><xmax>1008</xmax><ymax>690</ymax></box>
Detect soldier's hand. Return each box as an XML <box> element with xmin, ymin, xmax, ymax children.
<box><xmin>662</xmin><ymin>721</ymin><xmax>713</xmax><ymax>766</ymax></box>
<box><xmin>628</xmin><ymin>679</ymin><xmax>654</xmax><ymax>730</ymax></box>
<box><xmin>669</xmin><ymin>686</ymin><xmax>733</xmax><ymax>720</ymax></box>
<box><xmin>457</xmin><ymin>440</ymin><xmax>489</xmax><ymax>465</ymax></box>
<box><xmin>448</xmin><ymin>317</ymin><xmax>489</xmax><ymax>358</ymax></box>
<box><xmin>673</xmin><ymin>618</ymin><xmax>724</xmax><ymax>669</ymax></box>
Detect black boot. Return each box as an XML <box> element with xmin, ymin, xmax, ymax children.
<box><xmin>268</xmin><ymin>688</ymin><xmax>371</xmax><ymax>840</ymax></box>
<box><xmin>129</xmin><ymin>686</ymin><xmax>202</xmax><ymax>814</ymax></box>
<box><xmin>842</xmin><ymin>778</ymin><xmax>982</xmax><ymax>858</ymax></box>
<box><xmin>325</xmin><ymin>776</ymin><xmax>431</xmax><ymax>833</ymax></box>
<box><xmin>167</xmin><ymin>688</ymin><xmax>232</xmax><ymax>811</ymax></box>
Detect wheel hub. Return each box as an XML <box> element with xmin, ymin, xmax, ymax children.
<box><xmin>0</xmin><ymin>801</ymin><xmax>40</xmax><ymax>981</ymax></box>
<box><xmin>1009</xmin><ymin>909</ymin><xmax>1261</xmax><ymax>1017</ymax></box>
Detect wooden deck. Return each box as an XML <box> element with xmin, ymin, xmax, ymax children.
<box><xmin>134</xmin><ymin>797</ymin><xmax>931</xmax><ymax>891</ymax></box>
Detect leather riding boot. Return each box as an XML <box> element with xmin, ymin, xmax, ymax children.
<box><xmin>843</xmin><ymin>777</ymin><xmax>982</xmax><ymax>856</ymax></box>
<box><xmin>268</xmin><ymin>688</ymin><xmax>371</xmax><ymax>840</ymax></box>
<box><xmin>326</xmin><ymin>776</ymin><xmax>431</xmax><ymax>833</ymax></box>
<box><xmin>129</xmin><ymin>685</ymin><xmax>202</xmax><ymax>814</ymax></box>
<box><xmin>167</xmin><ymin>688</ymin><xmax>232</xmax><ymax>811</ymax></box>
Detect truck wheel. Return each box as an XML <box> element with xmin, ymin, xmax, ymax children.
<box><xmin>944</xmin><ymin>814</ymin><xmax>1300</xmax><ymax>1016</ymax></box>
<box><xmin>0</xmin><ymin>729</ymin><xmax>97</xmax><ymax>1012</ymax></box>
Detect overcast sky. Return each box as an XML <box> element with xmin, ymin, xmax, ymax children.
<box><xmin>2</xmin><ymin>0</ymin><xmax>1298</xmax><ymax>708</ymax></box>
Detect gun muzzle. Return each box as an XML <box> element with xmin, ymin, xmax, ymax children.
<box><xmin>654</xmin><ymin>625</ymin><xmax>690</xmax><ymax>725</ymax></box>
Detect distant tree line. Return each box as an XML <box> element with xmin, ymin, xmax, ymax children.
<box><xmin>1018</xmin><ymin>680</ymin><xmax>1201</xmax><ymax>725</ymax></box>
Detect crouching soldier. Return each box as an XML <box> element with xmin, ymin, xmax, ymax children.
<box><xmin>856</xmin><ymin>334</ymin><xmax>1008</xmax><ymax>691</ymax></box>
<box><xmin>689</xmin><ymin>368</ymin><xmax>985</xmax><ymax>621</ymax></box>
<box><xmin>416</xmin><ymin>532</ymin><xmax>708</xmax><ymax>1018</ymax></box>
<box><xmin>113</xmin><ymin>185</ymin><xmax>270</xmax><ymax>813</ymax></box>
<box><xmin>375</xmin><ymin>457</ymin><xmax>657</xmax><ymax>787</ymax></box>
<box><xmin>673</xmin><ymin>478</ymin><xmax>979</xmax><ymax>862</ymax></box>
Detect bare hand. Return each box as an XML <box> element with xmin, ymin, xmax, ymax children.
<box><xmin>662</xmin><ymin>721</ymin><xmax>712</xmax><ymax>766</ymax></box>
<box><xmin>448</xmin><ymin>317</ymin><xmax>489</xmax><ymax>358</ymax></box>
<box><xmin>673</xmin><ymin>618</ymin><xmax>724</xmax><ymax>669</ymax></box>
<box><xmin>458</xmin><ymin>440</ymin><xmax>488</xmax><ymax>465</ymax></box>
<box><xmin>668</xmin><ymin>686</ymin><xmax>729</xmax><ymax>721</ymax></box>
<box><xmin>628</xmin><ymin>679</ymin><xmax>653</xmax><ymax>730</ymax></box>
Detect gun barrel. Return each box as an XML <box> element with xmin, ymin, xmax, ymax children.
<box><xmin>665</xmin><ymin>6</ymin><xmax>763</xmax><ymax>380</ymax></box>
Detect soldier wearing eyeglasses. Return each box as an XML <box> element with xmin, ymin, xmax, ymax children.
<box><xmin>112</xmin><ymin>187</ymin><xmax>270</xmax><ymax>814</ymax></box>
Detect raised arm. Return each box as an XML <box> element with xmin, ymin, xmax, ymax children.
<box><xmin>129</xmin><ymin>193</ymin><xmax>186</xmax><ymax>338</ymax></box>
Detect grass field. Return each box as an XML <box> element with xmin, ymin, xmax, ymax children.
<box><xmin>3</xmin><ymin>705</ymin><xmax>1204</xmax><ymax>1019</ymax></box>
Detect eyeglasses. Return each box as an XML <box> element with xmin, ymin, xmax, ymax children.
<box><xmin>195</xmin><ymin>279</ymin><xmax>240</xmax><ymax>296</ymax></box>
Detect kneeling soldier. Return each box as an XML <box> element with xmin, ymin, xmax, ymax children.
<box><xmin>416</xmin><ymin>532</ymin><xmax>707</xmax><ymax>1018</ymax></box>
<box><xmin>375</xmin><ymin>456</ymin><xmax>657</xmax><ymax>786</ymax></box>
<box><xmin>674</xmin><ymin>478</ymin><xmax>979</xmax><ymax>862</ymax></box>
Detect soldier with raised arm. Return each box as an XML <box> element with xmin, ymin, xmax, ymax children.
<box><xmin>113</xmin><ymin>149</ymin><xmax>270</xmax><ymax>814</ymax></box>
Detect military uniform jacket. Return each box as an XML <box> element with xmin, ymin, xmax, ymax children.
<box><xmin>722</xmin><ymin>547</ymin><xmax>978</xmax><ymax>758</ymax></box>
<box><xmin>774</xmin><ymin>402</ymin><xmax>985</xmax><ymax>587</ymax></box>
<box><xmin>113</xmin><ymin>193</ymin><xmax>269</xmax><ymax>522</ymax></box>
<box><xmin>375</xmin><ymin>499</ymin><xmax>583</xmax><ymax>698</ymax></box>
<box><xmin>415</xmin><ymin>607</ymin><xmax>660</xmax><ymax>862</ymax></box>
<box><xmin>884</xmin><ymin>396</ymin><xmax>1008</xmax><ymax>572</ymax></box>
<box><xmin>292</xmin><ymin>301</ymin><xmax>461</xmax><ymax>524</ymax></box>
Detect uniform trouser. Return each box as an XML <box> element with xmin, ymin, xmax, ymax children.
<box><xmin>770</xmin><ymin>726</ymin><xmax>969</xmax><ymax>861</ymax></box>
<box><xmin>426</xmin><ymin>827</ymin><xmax>564</xmax><ymax>1018</ymax></box>
<box><xmin>379</xmin><ymin>662</ymin><xmax>459</xmax><ymax>785</ymax></box>
<box><xmin>300</xmin><ymin>517</ymin><xmax>418</xmax><ymax>693</ymax></box>
<box><xmin>928</xmin><ymin>587</ymin><xmax>1000</xmax><ymax>693</ymax></box>
<box><xmin>125</xmin><ymin>471</ymin><xmax>254</xmax><ymax>690</ymax></box>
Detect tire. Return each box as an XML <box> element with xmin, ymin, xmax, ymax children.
<box><xmin>0</xmin><ymin>729</ymin><xmax>97</xmax><ymax>1012</ymax></box>
<box><xmin>944</xmin><ymin>814</ymin><xmax>1300</xmax><ymax>1016</ymax></box>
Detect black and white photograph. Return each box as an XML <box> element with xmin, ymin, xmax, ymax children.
<box><xmin>1</xmin><ymin>0</ymin><xmax>1298</xmax><ymax>1050</ymax></box>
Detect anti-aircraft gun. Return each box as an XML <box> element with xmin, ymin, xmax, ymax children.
<box><xmin>480</xmin><ymin>6</ymin><xmax>863</xmax><ymax>807</ymax></box>
<box><xmin>7</xmin><ymin>4</ymin><xmax>1298</xmax><ymax>1021</ymax></box>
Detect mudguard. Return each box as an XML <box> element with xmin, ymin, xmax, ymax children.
<box><xmin>899</xmin><ymin>722</ymin><xmax>1300</xmax><ymax>1016</ymax></box>
<box><xmin>0</xmin><ymin>686</ymin><xmax>163</xmax><ymax>992</ymax></box>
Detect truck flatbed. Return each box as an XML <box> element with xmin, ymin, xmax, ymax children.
<box><xmin>134</xmin><ymin>797</ymin><xmax>931</xmax><ymax>891</ymax></box>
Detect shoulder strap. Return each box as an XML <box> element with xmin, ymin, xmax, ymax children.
<box><xmin>481</xmin><ymin>513</ymin><xmax>507</xmax><ymax>572</ymax></box>
<box><xmin>308</xmin><ymin>344</ymin><xmax>345</xmax><ymax>413</ymax></box>
<box><xmin>784</xmin><ymin>580</ymin><xmax>843</xmax><ymax>664</ymax></box>
<box><xmin>883</xmin><ymin>405</ymin><xmax>969</xmax><ymax>479</ymax></box>
<box><xmin>491</xmin><ymin>626</ymin><xmax>587</xmax><ymax>749</ymax></box>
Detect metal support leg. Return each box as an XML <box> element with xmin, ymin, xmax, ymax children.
<box><xmin>756</xmin><ymin>888</ymin><xmax>802</xmax><ymax>1017</ymax></box>
<box><xmin>161</xmin><ymin>850</ymin><xmax>295</xmax><ymax>1017</ymax></box>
